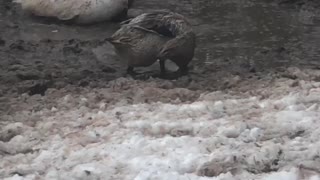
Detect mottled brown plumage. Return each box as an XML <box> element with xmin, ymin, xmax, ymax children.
<box><xmin>107</xmin><ymin>10</ymin><xmax>196</xmax><ymax>76</ymax></box>
<box><xmin>107</xmin><ymin>25</ymin><xmax>170</xmax><ymax>70</ymax></box>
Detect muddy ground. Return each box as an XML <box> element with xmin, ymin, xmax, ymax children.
<box><xmin>0</xmin><ymin>0</ymin><xmax>319</xmax><ymax>116</ymax></box>
<box><xmin>1</xmin><ymin>0</ymin><xmax>320</xmax><ymax>179</ymax></box>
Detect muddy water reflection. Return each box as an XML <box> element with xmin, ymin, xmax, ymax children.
<box><xmin>133</xmin><ymin>0</ymin><xmax>320</xmax><ymax>72</ymax></box>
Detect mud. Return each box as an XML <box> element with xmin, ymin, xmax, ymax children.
<box><xmin>0</xmin><ymin>0</ymin><xmax>320</xmax><ymax>115</ymax></box>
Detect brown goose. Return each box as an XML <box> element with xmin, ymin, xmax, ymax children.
<box><xmin>106</xmin><ymin>9</ymin><xmax>196</xmax><ymax>76</ymax></box>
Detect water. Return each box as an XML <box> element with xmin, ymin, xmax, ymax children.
<box><xmin>133</xmin><ymin>0</ymin><xmax>320</xmax><ymax>72</ymax></box>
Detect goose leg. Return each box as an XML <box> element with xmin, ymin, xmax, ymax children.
<box><xmin>159</xmin><ymin>59</ymin><xmax>166</xmax><ymax>74</ymax></box>
<box><xmin>126</xmin><ymin>66</ymin><xmax>135</xmax><ymax>75</ymax></box>
<box><xmin>177</xmin><ymin>65</ymin><xmax>189</xmax><ymax>76</ymax></box>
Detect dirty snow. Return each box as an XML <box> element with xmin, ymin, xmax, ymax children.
<box><xmin>2</xmin><ymin>69</ymin><xmax>320</xmax><ymax>180</ymax></box>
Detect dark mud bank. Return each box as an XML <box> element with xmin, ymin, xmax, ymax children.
<box><xmin>0</xmin><ymin>0</ymin><xmax>320</xmax><ymax>97</ymax></box>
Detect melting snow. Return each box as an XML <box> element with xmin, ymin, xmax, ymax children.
<box><xmin>1</xmin><ymin>75</ymin><xmax>320</xmax><ymax>179</ymax></box>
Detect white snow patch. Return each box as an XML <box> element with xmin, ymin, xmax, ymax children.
<box><xmin>1</xmin><ymin>77</ymin><xmax>320</xmax><ymax>179</ymax></box>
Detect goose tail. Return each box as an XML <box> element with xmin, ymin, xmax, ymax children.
<box><xmin>97</xmin><ymin>37</ymin><xmax>116</xmax><ymax>46</ymax></box>
<box><xmin>104</xmin><ymin>37</ymin><xmax>114</xmax><ymax>42</ymax></box>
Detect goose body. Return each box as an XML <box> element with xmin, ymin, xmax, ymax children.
<box><xmin>14</xmin><ymin>0</ymin><xmax>132</xmax><ymax>24</ymax></box>
<box><xmin>107</xmin><ymin>10</ymin><xmax>196</xmax><ymax>76</ymax></box>
<box><xmin>108</xmin><ymin>25</ymin><xmax>170</xmax><ymax>68</ymax></box>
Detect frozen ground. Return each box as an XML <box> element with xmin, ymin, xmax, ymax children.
<box><xmin>2</xmin><ymin>67</ymin><xmax>320</xmax><ymax>180</ymax></box>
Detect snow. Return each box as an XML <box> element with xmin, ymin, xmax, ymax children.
<box><xmin>1</xmin><ymin>73</ymin><xmax>320</xmax><ymax>179</ymax></box>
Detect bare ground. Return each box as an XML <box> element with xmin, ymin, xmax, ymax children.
<box><xmin>0</xmin><ymin>0</ymin><xmax>319</xmax><ymax>114</ymax></box>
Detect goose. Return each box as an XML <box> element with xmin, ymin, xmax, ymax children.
<box><xmin>106</xmin><ymin>9</ymin><xmax>196</xmax><ymax>76</ymax></box>
<box><xmin>13</xmin><ymin>0</ymin><xmax>134</xmax><ymax>24</ymax></box>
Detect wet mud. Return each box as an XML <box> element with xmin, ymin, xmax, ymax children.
<box><xmin>0</xmin><ymin>0</ymin><xmax>320</xmax><ymax>115</ymax></box>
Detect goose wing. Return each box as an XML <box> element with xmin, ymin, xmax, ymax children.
<box><xmin>106</xmin><ymin>24</ymin><xmax>163</xmax><ymax>45</ymax></box>
<box><xmin>126</xmin><ymin>9</ymin><xmax>191</xmax><ymax>37</ymax></box>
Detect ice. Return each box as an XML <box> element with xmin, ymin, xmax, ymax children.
<box><xmin>1</xmin><ymin>73</ymin><xmax>320</xmax><ymax>179</ymax></box>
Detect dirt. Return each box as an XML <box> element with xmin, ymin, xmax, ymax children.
<box><xmin>0</xmin><ymin>0</ymin><xmax>320</xmax><ymax>116</ymax></box>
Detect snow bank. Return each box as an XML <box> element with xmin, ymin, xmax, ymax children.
<box><xmin>1</xmin><ymin>76</ymin><xmax>320</xmax><ymax>179</ymax></box>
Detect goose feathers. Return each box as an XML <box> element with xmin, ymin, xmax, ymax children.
<box><xmin>14</xmin><ymin>0</ymin><xmax>129</xmax><ymax>24</ymax></box>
